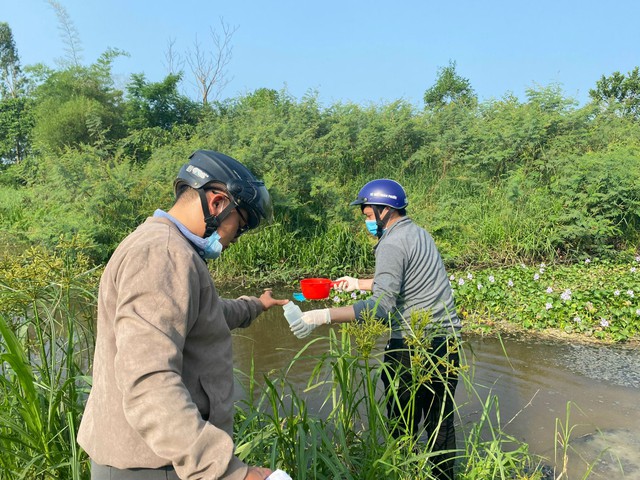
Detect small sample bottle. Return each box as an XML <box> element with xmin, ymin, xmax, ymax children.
<box><xmin>283</xmin><ymin>301</ymin><xmax>303</xmax><ymax>325</ymax></box>
<box><xmin>267</xmin><ymin>470</ymin><xmax>293</xmax><ymax>480</ymax></box>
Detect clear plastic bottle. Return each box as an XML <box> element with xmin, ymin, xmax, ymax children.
<box><xmin>283</xmin><ymin>301</ymin><xmax>303</xmax><ymax>325</ymax></box>
<box><xmin>266</xmin><ymin>469</ymin><xmax>293</xmax><ymax>480</ymax></box>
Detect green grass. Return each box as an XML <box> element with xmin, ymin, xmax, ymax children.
<box><xmin>233</xmin><ymin>318</ymin><xmax>557</xmax><ymax>479</ymax></box>
<box><xmin>3</xmin><ymin>241</ymin><xmax>635</xmax><ymax>477</ymax></box>
<box><xmin>0</xmin><ymin>243</ymin><xmax>97</xmax><ymax>480</ymax></box>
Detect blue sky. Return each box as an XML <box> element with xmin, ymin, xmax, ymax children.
<box><xmin>2</xmin><ymin>0</ymin><xmax>639</xmax><ymax>107</ymax></box>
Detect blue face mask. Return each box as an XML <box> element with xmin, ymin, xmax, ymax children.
<box><xmin>365</xmin><ymin>220</ymin><xmax>379</xmax><ymax>237</ymax></box>
<box><xmin>203</xmin><ymin>232</ymin><xmax>223</xmax><ymax>259</ymax></box>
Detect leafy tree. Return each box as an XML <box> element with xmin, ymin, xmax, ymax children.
<box><xmin>0</xmin><ymin>22</ymin><xmax>22</xmax><ymax>98</ymax></box>
<box><xmin>124</xmin><ymin>73</ymin><xmax>201</xmax><ymax>130</ymax></box>
<box><xmin>30</xmin><ymin>49</ymin><xmax>127</xmax><ymax>152</ymax></box>
<box><xmin>589</xmin><ymin>67</ymin><xmax>640</xmax><ymax>119</ymax></box>
<box><xmin>423</xmin><ymin>60</ymin><xmax>476</xmax><ymax>110</ymax></box>
<box><xmin>0</xmin><ymin>22</ymin><xmax>33</xmax><ymax>165</ymax></box>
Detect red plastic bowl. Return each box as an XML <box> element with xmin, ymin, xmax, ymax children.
<box><xmin>300</xmin><ymin>278</ymin><xmax>335</xmax><ymax>300</ymax></box>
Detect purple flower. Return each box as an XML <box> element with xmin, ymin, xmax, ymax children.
<box><xmin>545</xmin><ymin>303</ymin><xmax>553</xmax><ymax>310</ymax></box>
<box><xmin>585</xmin><ymin>258</ymin><xmax>591</xmax><ymax>264</ymax></box>
<box><xmin>477</xmin><ymin>284</ymin><xmax>483</xmax><ymax>290</ymax></box>
<box><xmin>488</xmin><ymin>275</ymin><xmax>495</xmax><ymax>283</ymax></box>
<box><xmin>507</xmin><ymin>279</ymin><xmax>514</xmax><ymax>287</ymax></box>
<box><xmin>458</xmin><ymin>278</ymin><xmax>465</xmax><ymax>286</ymax></box>
<box><xmin>574</xmin><ymin>316</ymin><xmax>582</xmax><ymax>323</ymax></box>
<box><xmin>614</xmin><ymin>290</ymin><xmax>620</xmax><ymax>296</ymax></box>
<box><xmin>534</xmin><ymin>273</ymin><xmax>540</xmax><ymax>281</ymax></box>
<box><xmin>600</xmin><ymin>318</ymin><xmax>609</xmax><ymax>328</ymax></box>
<box><xmin>627</xmin><ymin>290</ymin><xmax>635</xmax><ymax>298</ymax></box>
<box><xmin>546</xmin><ymin>286</ymin><xmax>553</xmax><ymax>293</ymax></box>
<box><xmin>332</xmin><ymin>295</ymin><xmax>341</xmax><ymax>303</ymax></box>
<box><xmin>561</xmin><ymin>289</ymin><xmax>572</xmax><ymax>301</ymax></box>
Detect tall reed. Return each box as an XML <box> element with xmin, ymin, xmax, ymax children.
<box><xmin>233</xmin><ymin>316</ymin><xmax>559</xmax><ymax>479</ymax></box>
<box><xmin>0</xmin><ymin>243</ymin><xmax>98</xmax><ymax>479</ymax></box>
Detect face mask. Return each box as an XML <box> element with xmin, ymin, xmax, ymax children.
<box><xmin>365</xmin><ymin>220</ymin><xmax>379</xmax><ymax>237</ymax></box>
<box><xmin>203</xmin><ymin>232</ymin><xmax>223</xmax><ymax>259</ymax></box>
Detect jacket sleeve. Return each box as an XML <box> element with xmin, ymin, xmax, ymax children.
<box><xmin>112</xmin><ymin>244</ymin><xmax>247</xmax><ymax>480</ymax></box>
<box><xmin>353</xmin><ymin>241</ymin><xmax>405</xmax><ymax>322</ymax></box>
<box><xmin>219</xmin><ymin>296</ymin><xmax>264</xmax><ymax>330</ymax></box>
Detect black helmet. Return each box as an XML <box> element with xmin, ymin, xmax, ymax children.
<box><xmin>175</xmin><ymin>150</ymin><xmax>273</xmax><ymax>235</ymax></box>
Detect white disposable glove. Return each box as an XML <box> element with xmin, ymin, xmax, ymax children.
<box><xmin>334</xmin><ymin>276</ymin><xmax>360</xmax><ymax>292</ymax></box>
<box><xmin>289</xmin><ymin>308</ymin><xmax>331</xmax><ymax>339</ymax></box>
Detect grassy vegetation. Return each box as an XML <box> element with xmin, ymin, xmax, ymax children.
<box><xmin>0</xmin><ymin>244</ymin><xmax>97</xmax><ymax>479</ymax></box>
<box><xmin>1</xmin><ymin>247</ymin><xmax>633</xmax><ymax>478</ymax></box>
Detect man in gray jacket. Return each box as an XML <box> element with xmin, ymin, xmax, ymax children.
<box><xmin>290</xmin><ymin>179</ymin><xmax>461</xmax><ymax>480</ymax></box>
<box><xmin>78</xmin><ymin>151</ymin><xmax>287</xmax><ymax>480</ymax></box>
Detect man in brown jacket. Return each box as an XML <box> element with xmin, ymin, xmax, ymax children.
<box><xmin>78</xmin><ymin>151</ymin><xmax>287</xmax><ymax>480</ymax></box>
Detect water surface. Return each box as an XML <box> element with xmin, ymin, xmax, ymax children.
<box><xmin>229</xmin><ymin>293</ymin><xmax>640</xmax><ymax>478</ymax></box>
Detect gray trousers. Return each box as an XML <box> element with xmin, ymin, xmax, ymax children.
<box><xmin>91</xmin><ymin>461</ymin><xmax>180</xmax><ymax>480</ymax></box>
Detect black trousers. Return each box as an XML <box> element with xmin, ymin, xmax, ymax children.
<box><xmin>381</xmin><ymin>336</ymin><xmax>460</xmax><ymax>480</ymax></box>
<box><xmin>91</xmin><ymin>461</ymin><xmax>180</xmax><ymax>480</ymax></box>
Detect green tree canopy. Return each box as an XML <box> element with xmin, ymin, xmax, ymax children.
<box><xmin>589</xmin><ymin>67</ymin><xmax>640</xmax><ymax>119</ymax></box>
<box><xmin>124</xmin><ymin>73</ymin><xmax>202</xmax><ymax>130</ymax></box>
<box><xmin>423</xmin><ymin>60</ymin><xmax>476</xmax><ymax>110</ymax></box>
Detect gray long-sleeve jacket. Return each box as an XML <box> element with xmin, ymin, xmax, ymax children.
<box><xmin>353</xmin><ymin>217</ymin><xmax>461</xmax><ymax>339</ymax></box>
<box><xmin>78</xmin><ymin>216</ymin><xmax>264</xmax><ymax>479</ymax></box>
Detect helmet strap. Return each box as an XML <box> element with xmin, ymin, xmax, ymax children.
<box><xmin>372</xmin><ymin>205</ymin><xmax>394</xmax><ymax>238</ymax></box>
<box><xmin>198</xmin><ymin>189</ymin><xmax>236</xmax><ymax>237</ymax></box>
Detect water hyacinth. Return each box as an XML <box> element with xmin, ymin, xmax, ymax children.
<box><xmin>449</xmin><ymin>259</ymin><xmax>640</xmax><ymax>342</ymax></box>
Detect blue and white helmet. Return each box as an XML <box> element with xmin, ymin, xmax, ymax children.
<box><xmin>350</xmin><ymin>179</ymin><xmax>408</xmax><ymax>209</ymax></box>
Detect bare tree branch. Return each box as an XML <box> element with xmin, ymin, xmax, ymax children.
<box><xmin>47</xmin><ymin>0</ymin><xmax>83</xmax><ymax>68</ymax></box>
<box><xmin>164</xmin><ymin>37</ymin><xmax>184</xmax><ymax>76</ymax></box>
<box><xmin>185</xmin><ymin>17</ymin><xmax>237</xmax><ymax>105</ymax></box>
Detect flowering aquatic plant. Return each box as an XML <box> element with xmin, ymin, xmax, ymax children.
<box><xmin>451</xmin><ymin>258</ymin><xmax>640</xmax><ymax>342</ymax></box>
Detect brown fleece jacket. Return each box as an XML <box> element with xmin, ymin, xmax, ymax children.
<box><xmin>78</xmin><ymin>216</ymin><xmax>264</xmax><ymax>479</ymax></box>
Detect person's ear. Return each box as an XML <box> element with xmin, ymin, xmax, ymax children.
<box><xmin>207</xmin><ymin>191</ymin><xmax>227</xmax><ymax>215</ymax></box>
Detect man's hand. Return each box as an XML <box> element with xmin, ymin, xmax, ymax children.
<box><xmin>244</xmin><ymin>466</ymin><xmax>273</xmax><ymax>479</ymax></box>
<box><xmin>290</xmin><ymin>308</ymin><xmax>330</xmax><ymax>339</ymax></box>
<box><xmin>334</xmin><ymin>276</ymin><xmax>360</xmax><ymax>292</ymax></box>
<box><xmin>258</xmin><ymin>289</ymin><xmax>289</xmax><ymax>311</ymax></box>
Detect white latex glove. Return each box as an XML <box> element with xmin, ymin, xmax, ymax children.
<box><xmin>289</xmin><ymin>308</ymin><xmax>331</xmax><ymax>339</ymax></box>
<box><xmin>290</xmin><ymin>318</ymin><xmax>314</xmax><ymax>339</ymax></box>
<box><xmin>334</xmin><ymin>276</ymin><xmax>360</xmax><ymax>292</ymax></box>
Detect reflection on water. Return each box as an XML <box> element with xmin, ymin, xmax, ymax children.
<box><xmin>229</xmin><ymin>293</ymin><xmax>640</xmax><ymax>478</ymax></box>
